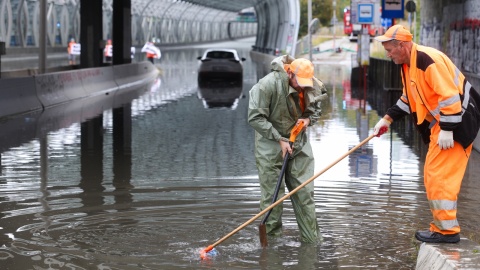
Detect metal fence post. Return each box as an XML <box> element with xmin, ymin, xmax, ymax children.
<box><xmin>0</xmin><ymin>42</ymin><xmax>5</xmax><ymax>78</ymax></box>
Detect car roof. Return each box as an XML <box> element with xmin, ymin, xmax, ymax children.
<box><xmin>202</xmin><ymin>49</ymin><xmax>238</xmax><ymax>56</ymax></box>
<box><xmin>201</xmin><ymin>49</ymin><xmax>240</xmax><ymax>60</ymax></box>
<box><xmin>203</xmin><ymin>48</ymin><xmax>238</xmax><ymax>54</ymax></box>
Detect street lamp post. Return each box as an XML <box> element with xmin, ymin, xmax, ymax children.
<box><xmin>39</xmin><ymin>0</ymin><xmax>47</xmax><ymax>74</ymax></box>
<box><xmin>332</xmin><ymin>0</ymin><xmax>337</xmax><ymax>50</ymax></box>
<box><xmin>308</xmin><ymin>0</ymin><xmax>312</xmax><ymax>61</ymax></box>
<box><xmin>307</xmin><ymin>17</ymin><xmax>320</xmax><ymax>62</ymax></box>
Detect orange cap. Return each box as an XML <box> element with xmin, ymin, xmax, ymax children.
<box><xmin>374</xmin><ymin>25</ymin><xmax>413</xmax><ymax>42</ymax></box>
<box><xmin>290</xmin><ymin>58</ymin><xmax>314</xmax><ymax>87</ymax></box>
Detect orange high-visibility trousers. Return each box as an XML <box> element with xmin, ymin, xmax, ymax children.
<box><xmin>424</xmin><ymin>124</ymin><xmax>472</xmax><ymax>234</ymax></box>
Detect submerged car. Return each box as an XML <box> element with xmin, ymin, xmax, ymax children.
<box><xmin>197</xmin><ymin>49</ymin><xmax>246</xmax><ymax>88</ymax></box>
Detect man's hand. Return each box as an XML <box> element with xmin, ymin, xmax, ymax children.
<box><xmin>298</xmin><ymin>118</ymin><xmax>310</xmax><ymax>131</ymax></box>
<box><xmin>279</xmin><ymin>140</ymin><xmax>292</xmax><ymax>158</ymax></box>
<box><xmin>437</xmin><ymin>130</ymin><xmax>454</xmax><ymax>150</ymax></box>
<box><xmin>373</xmin><ymin>118</ymin><xmax>391</xmax><ymax>137</ymax></box>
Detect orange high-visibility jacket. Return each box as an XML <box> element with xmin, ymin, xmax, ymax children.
<box><xmin>68</xmin><ymin>41</ymin><xmax>75</xmax><ymax>54</ymax></box>
<box><xmin>386</xmin><ymin>43</ymin><xmax>469</xmax><ymax>141</ymax></box>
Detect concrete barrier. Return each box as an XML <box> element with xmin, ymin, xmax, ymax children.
<box><xmin>250</xmin><ymin>51</ymin><xmax>275</xmax><ymax>79</ymax></box>
<box><xmin>113</xmin><ymin>61</ymin><xmax>158</xmax><ymax>90</ymax></box>
<box><xmin>0</xmin><ymin>77</ymin><xmax>42</xmax><ymax>118</ymax></box>
<box><xmin>34</xmin><ymin>65</ymin><xmax>124</xmax><ymax>109</ymax></box>
<box><xmin>35</xmin><ymin>69</ymin><xmax>87</xmax><ymax>108</ymax></box>
<box><xmin>0</xmin><ymin>61</ymin><xmax>158</xmax><ymax>152</ymax></box>
<box><xmin>111</xmin><ymin>62</ymin><xmax>159</xmax><ymax>109</ymax></box>
<box><xmin>79</xmin><ymin>67</ymin><xmax>118</xmax><ymax>96</ymax></box>
<box><xmin>0</xmin><ymin>62</ymin><xmax>158</xmax><ymax>120</ymax></box>
<box><xmin>416</xmin><ymin>239</ymin><xmax>480</xmax><ymax>269</ymax></box>
<box><xmin>112</xmin><ymin>81</ymin><xmax>151</xmax><ymax>109</ymax></box>
<box><xmin>36</xmin><ymin>94</ymin><xmax>115</xmax><ymax>138</ymax></box>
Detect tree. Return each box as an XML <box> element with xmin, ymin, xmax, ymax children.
<box><xmin>299</xmin><ymin>0</ymin><xmax>332</xmax><ymax>37</ymax></box>
<box><xmin>336</xmin><ymin>0</ymin><xmax>351</xmax><ymax>22</ymax></box>
<box><xmin>298</xmin><ymin>0</ymin><xmax>351</xmax><ymax>37</ymax></box>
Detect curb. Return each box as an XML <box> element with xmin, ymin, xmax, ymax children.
<box><xmin>416</xmin><ymin>238</ymin><xmax>480</xmax><ymax>269</ymax></box>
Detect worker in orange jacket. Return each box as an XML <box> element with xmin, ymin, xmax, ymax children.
<box><xmin>141</xmin><ymin>39</ymin><xmax>161</xmax><ymax>64</ymax></box>
<box><xmin>67</xmin><ymin>38</ymin><xmax>77</xmax><ymax>65</ymax></box>
<box><xmin>373</xmin><ymin>25</ymin><xmax>478</xmax><ymax>243</ymax></box>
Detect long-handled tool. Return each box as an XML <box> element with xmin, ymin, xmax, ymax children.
<box><xmin>200</xmin><ymin>134</ymin><xmax>376</xmax><ymax>259</ymax></box>
<box><xmin>258</xmin><ymin>121</ymin><xmax>305</xmax><ymax>247</ymax></box>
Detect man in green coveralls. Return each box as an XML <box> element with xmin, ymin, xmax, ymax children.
<box><xmin>248</xmin><ymin>55</ymin><xmax>326</xmax><ymax>242</ymax></box>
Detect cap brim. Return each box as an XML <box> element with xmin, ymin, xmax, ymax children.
<box><xmin>374</xmin><ymin>35</ymin><xmax>394</xmax><ymax>42</ymax></box>
<box><xmin>296</xmin><ymin>77</ymin><xmax>313</xmax><ymax>87</ymax></box>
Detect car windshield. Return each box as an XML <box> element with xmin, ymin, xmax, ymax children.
<box><xmin>205</xmin><ymin>51</ymin><xmax>235</xmax><ymax>59</ymax></box>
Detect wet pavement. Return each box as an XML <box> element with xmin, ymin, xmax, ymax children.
<box><xmin>0</xmin><ymin>36</ymin><xmax>479</xmax><ymax>269</ymax></box>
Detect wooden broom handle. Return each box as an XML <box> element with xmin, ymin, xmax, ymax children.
<box><xmin>204</xmin><ymin>134</ymin><xmax>376</xmax><ymax>251</ymax></box>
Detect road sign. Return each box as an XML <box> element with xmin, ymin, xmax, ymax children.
<box><xmin>382</xmin><ymin>0</ymin><xmax>404</xmax><ymax>18</ymax></box>
<box><xmin>350</xmin><ymin>0</ymin><xmax>377</xmax><ymax>24</ymax></box>
<box><xmin>358</xmin><ymin>4</ymin><xmax>374</xmax><ymax>23</ymax></box>
<box><xmin>405</xmin><ymin>0</ymin><xmax>416</xmax><ymax>12</ymax></box>
<box><xmin>350</xmin><ymin>0</ymin><xmax>378</xmax><ymax>24</ymax></box>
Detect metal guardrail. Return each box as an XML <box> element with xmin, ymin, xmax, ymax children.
<box><xmin>368</xmin><ymin>57</ymin><xmax>403</xmax><ymax>91</ymax></box>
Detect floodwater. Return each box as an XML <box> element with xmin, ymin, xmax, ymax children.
<box><xmin>1</xmin><ymin>37</ymin><xmax>480</xmax><ymax>269</ymax></box>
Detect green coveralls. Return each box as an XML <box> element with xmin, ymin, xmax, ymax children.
<box><xmin>247</xmin><ymin>55</ymin><xmax>326</xmax><ymax>243</ymax></box>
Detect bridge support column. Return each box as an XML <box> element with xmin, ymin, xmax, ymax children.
<box><xmin>113</xmin><ymin>0</ymin><xmax>132</xmax><ymax>65</ymax></box>
<box><xmin>80</xmin><ymin>0</ymin><xmax>103</xmax><ymax>68</ymax></box>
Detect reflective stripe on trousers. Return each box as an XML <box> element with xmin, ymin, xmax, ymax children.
<box><xmin>425</xmin><ymin>124</ymin><xmax>472</xmax><ymax>234</ymax></box>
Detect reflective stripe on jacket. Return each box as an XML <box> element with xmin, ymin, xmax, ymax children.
<box><xmin>387</xmin><ymin>43</ymin><xmax>467</xmax><ymax>132</ymax></box>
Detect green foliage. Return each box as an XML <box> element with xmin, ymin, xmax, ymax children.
<box><xmin>298</xmin><ymin>0</ymin><xmax>351</xmax><ymax>38</ymax></box>
<box><xmin>299</xmin><ymin>0</ymin><xmax>331</xmax><ymax>37</ymax></box>
<box><xmin>336</xmin><ymin>0</ymin><xmax>351</xmax><ymax>21</ymax></box>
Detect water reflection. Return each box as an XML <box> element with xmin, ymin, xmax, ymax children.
<box><xmin>112</xmin><ymin>105</ymin><xmax>134</xmax><ymax>207</ymax></box>
<box><xmin>79</xmin><ymin>116</ymin><xmax>106</xmax><ymax>214</ymax></box>
<box><xmin>0</xmin><ymin>37</ymin><xmax>479</xmax><ymax>269</ymax></box>
<box><xmin>197</xmin><ymin>83</ymin><xmax>245</xmax><ymax>109</ymax></box>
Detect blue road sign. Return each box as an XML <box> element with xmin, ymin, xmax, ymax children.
<box><xmin>358</xmin><ymin>4</ymin><xmax>374</xmax><ymax>24</ymax></box>
<box><xmin>382</xmin><ymin>0</ymin><xmax>404</xmax><ymax>18</ymax></box>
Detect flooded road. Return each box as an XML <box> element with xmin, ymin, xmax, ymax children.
<box><xmin>1</xmin><ymin>37</ymin><xmax>480</xmax><ymax>269</ymax></box>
